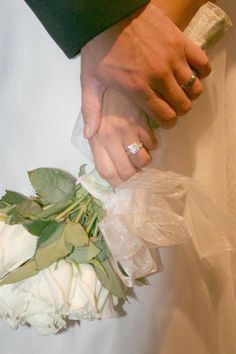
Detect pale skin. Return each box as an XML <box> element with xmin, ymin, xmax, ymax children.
<box><xmin>87</xmin><ymin>0</ymin><xmax>215</xmax><ymax>186</ymax></box>
<box><xmin>81</xmin><ymin>0</ymin><xmax>212</xmax><ymax>140</ymax></box>
<box><xmin>89</xmin><ymin>88</ymin><xmax>158</xmax><ymax>186</ymax></box>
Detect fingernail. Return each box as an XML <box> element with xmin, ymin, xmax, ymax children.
<box><xmin>84</xmin><ymin>125</ymin><xmax>91</xmax><ymax>138</ymax></box>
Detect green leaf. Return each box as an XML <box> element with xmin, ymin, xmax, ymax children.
<box><xmin>0</xmin><ymin>190</ymin><xmax>27</xmax><ymax>207</ymax></box>
<box><xmin>37</xmin><ymin>221</ymin><xmax>63</xmax><ymax>247</ymax></box>
<box><xmin>78</xmin><ymin>164</ymin><xmax>87</xmax><ymax>177</ymax></box>
<box><xmin>35</xmin><ymin>222</ymin><xmax>72</xmax><ymax>270</ymax></box>
<box><xmin>23</xmin><ymin>220</ymin><xmax>55</xmax><ymax>237</ymax></box>
<box><xmin>89</xmin><ymin>258</ymin><xmax>107</xmax><ymax>275</ymax></box>
<box><xmin>91</xmin><ymin>259</ymin><xmax>126</xmax><ymax>300</ymax></box>
<box><xmin>147</xmin><ymin>116</ymin><xmax>159</xmax><ymax>129</ymax></box>
<box><xmin>15</xmin><ymin>199</ymin><xmax>43</xmax><ymax>219</ymax></box>
<box><xmin>93</xmin><ymin>201</ymin><xmax>106</xmax><ymax>221</ymax></box>
<box><xmin>66</xmin><ymin>242</ymin><xmax>100</xmax><ymax>264</ymax></box>
<box><xmin>94</xmin><ymin>238</ymin><xmax>110</xmax><ymax>262</ymax></box>
<box><xmin>28</xmin><ymin>168</ymin><xmax>76</xmax><ymax>204</ymax></box>
<box><xmin>0</xmin><ymin>201</ymin><xmax>7</xmax><ymax>209</ymax></box>
<box><xmin>0</xmin><ymin>205</ymin><xmax>16</xmax><ymax>217</ymax></box>
<box><xmin>117</xmin><ymin>262</ymin><xmax>129</xmax><ymax>277</ymax></box>
<box><xmin>135</xmin><ymin>277</ymin><xmax>149</xmax><ymax>286</ymax></box>
<box><xmin>0</xmin><ymin>259</ymin><xmax>38</xmax><ymax>286</ymax></box>
<box><xmin>64</xmin><ymin>221</ymin><xmax>89</xmax><ymax>247</ymax></box>
<box><xmin>37</xmin><ymin>200</ymin><xmax>72</xmax><ymax>220</ymax></box>
<box><xmin>5</xmin><ymin>212</ymin><xmax>25</xmax><ymax>225</ymax></box>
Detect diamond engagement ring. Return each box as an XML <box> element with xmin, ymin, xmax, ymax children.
<box><xmin>126</xmin><ymin>142</ymin><xmax>144</xmax><ymax>156</ymax></box>
<box><xmin>181</xmin><ymin>70</ymin><xmax>197</xmax><ymax>90</ymax></box>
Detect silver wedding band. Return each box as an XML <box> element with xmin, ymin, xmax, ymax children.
<box><xmin>181</xmin><ymin>70</ymin><xmax>197</xmax><ymax>90</ymax></box>
<box><xmin>127</xmin><ymin>142</ymin><xmax>144</xmax><ymax>156</ymax></box>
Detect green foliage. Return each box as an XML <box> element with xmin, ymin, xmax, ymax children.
<box><xmin>78</xmin><ymin>164</ymin><xmax>87</xmax><ymax>177</ymax></box>
<box><xmin>147</xmin><ymin>116</ymin><xmax>159</xmax><ymax>129</ymax></box>
<box><xmin>94</xmin><ymin>238</ymin><xmax>110</xmax><ymax>262</ymax></box>
<box><xmin>5</xmin><ymin>212</ymin><xmax>25</xmax><ymax>225</ymax></box>
<box><xmin>28</xmin><ymin>168</ymin><xmax>76</xmax><ymax>203</ymax></box>
<box><xmin>66</xmin><ymin>242</ymin><xmax>100</xmax><ymax>264</ymax></box>
<box><xmin>0</xmin><ymin>259</ymin><xmax>39</xmax><ymax>285</ymax></box>
<box><xmin>15</xmin><ymin>199</ymin><xmax>43</xmax><ymax>218</ymax></box>
<box><xmin>36</xmin><ymin>221</ymin><xmax>63</xmax><ymax>247</ymax></box>
<box><xmin>24</xmin><ymin>220</ymin><xmax>56</xmax><ymax>236</ymax></box>
<box><xmin>64</xmin><ymin>221</ymin><xmax>89</xmax><ymax>247</ymax></box>
<box><xmin>0</xmin><ymin>167</ymin><xmax>131</xmax><ymax>300</ymax></box>
<box><xmin>35</xmin><ymin>222</ymin><xmax>72</xmax><ymax>270</ymax></box>
<box><xmin>93</xmin><ymin>200</ymin><xmax>106</xmax><ymax>221</ymax></box>
<box><xmin>0</xmin><ymin>190</ymin><xmax>27</xmax><ymax>207</ymax></box>
<box><xmin>92</xmin><ymin>259</ymin><xmax>126</xmax><ymax>300</ymax></box>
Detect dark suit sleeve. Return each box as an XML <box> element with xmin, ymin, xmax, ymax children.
<box><xmin>24</xmin><ymin>0</ymin><xmax>150</xmax><ymax>58</ymax></box>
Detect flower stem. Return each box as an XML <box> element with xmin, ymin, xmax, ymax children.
<box><xmin>74</xmin><ymin>200</ymin><xmax>90</xmax><ymax>224</ymax></box>
<box><xmin>86</xmin><ymin>213</ymin><xmax>98</xmax><ymax>235</ymax></box>
<box><xmin>55</xmin><ymin>199</ymin><xmax>83</xmax><ymax>221</ymax></box>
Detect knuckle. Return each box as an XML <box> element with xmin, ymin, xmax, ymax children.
<box><xmin>200</xmin><ymin>56</ymin><xmax>210</xmax><ymax>68</ymax></box>
<box><xmin>192</xmin><ymin>85</ymin><xmax>203</xmax><ymax>99</ymax></box>
<box><xmin>128</xmin><ymin>76</ymin><xmax>145</xmax><ymax>94</ymax></box>
<box><xmin>199</xmin><ymin>58</ymin><xmax>211</xmax><ymax>76</ymax></box>
<box><xmin>98</xmin><ymin>168</ymin><xmax>116</xmax><ymax>181</ymax></box>
<box><xmin>153</xmin><ymin>66</ymin><xmax>169</xmax><ymax>82</ymax></box>
<box><xmin>119</xmin><ymin>170</ymin><xmax>134</xmax><ymax>181</ymax></box>
<box><xmin>132</xmin><ymin>84</ymin><xmax>145</xmax><ymax>97</ymax></box>
<box><xmin>141</xmin><ymin>154</ymin><xmax>152</xmax><ymax>167</ymax></box>
<box><xmin>160</xmin><ymin>117</ymin><xmax>178</xmax><ymax>129</ymax></box>
<box><xmin>102</xmin><ymin>130</ymin><xmax>112</xmax><ymax>142</ymax></box>
<box><xmin>129</xmin><ymin>83</ymin><xmax>148</xmax><ymax>100</ymax></box>
<box><xmin>81</xmin><ymin>104</ymin><xmax>89</xmax><ymax>120</ymax></box>
<box><xmin>178</xmin><ymin>100</ymin><xmax>192</xmax><ymax>115</ymax></box>
<box><xmin>161</xmin><ymin>109</ymin><xmax>177</xmax><ymax>121</ymax></box>
<box><xmin>151</xmin><ymin>104</ymin><xmax>177</xmax><ymax>122</ymax></box>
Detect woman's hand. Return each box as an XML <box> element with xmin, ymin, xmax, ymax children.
<box><xmin>89</xmin><ymin>88</ymin><xmax>158</xmax><ymax>187</ymax></box>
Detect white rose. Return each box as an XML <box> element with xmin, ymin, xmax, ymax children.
<box><xmin>67</xmin><ymin>262</ymin><xmax>118</xmax><ymax>321</ymax></box>
<box><xmin>0</xmin><ymin>221</ymin><xmax>37</xmax><ymax>278</ymax></box>
<box><xmin>0</xmin><ymin>260</ymin><xmax>70</xmax><ymax>335</ymax></box>
<box><xmin>0</xmin><ymin>260</ymin><xmax>118</xmax><ymax>335</ymax></box>
<box><xmin>0</xmin><ymin>282</ymin><xmax>28</xmax><ymax>329</ymax></box>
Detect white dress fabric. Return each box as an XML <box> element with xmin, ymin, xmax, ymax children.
<box><xmin>0</xmin><ymin>1</ymin><xmax>236</xmax><ymax>353</ymax></box>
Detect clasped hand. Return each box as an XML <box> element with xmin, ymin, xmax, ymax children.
<box><xmin>80</xmin><ymin>2</ymin><xmax>211</xmax><ymax>186</ymax></box>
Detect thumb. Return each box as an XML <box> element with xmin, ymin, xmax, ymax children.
<box><xmin>81</xmin><ymin>78</ymin><xmax>105</xmax><ymax>139</ymax></box>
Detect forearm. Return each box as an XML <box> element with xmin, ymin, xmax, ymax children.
<box><xmin>153</xmin><ymin>0</ymin><xmax>217</xmax><ymax>29</ymax></box>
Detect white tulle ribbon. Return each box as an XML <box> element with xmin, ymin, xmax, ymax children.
<box><xmin>79</xmin><ymin>168</ymin><xmax>236</xmax><ymax>287</ymax></box>
<box><xmin>103</xmin><ymin>169</ymin><xmax>236</xmax><ymax>286</ymax></box>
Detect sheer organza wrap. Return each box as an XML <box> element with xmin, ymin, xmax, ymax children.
<box><xmin>79</xmin><ymin>169</ymin><xmax>236</xmax><ymax>286</ymax></box>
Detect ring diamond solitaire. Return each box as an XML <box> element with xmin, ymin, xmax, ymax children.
<box><xmin>127</xmin><ymin>142</ymin><xmax>144</xmax><ymax>156</ymax></box>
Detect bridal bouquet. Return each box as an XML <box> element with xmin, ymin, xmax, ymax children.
<box><xmin>0</xmin><ymin>2</ymin><xmax>233</xmax><ymax>335</ymax></box>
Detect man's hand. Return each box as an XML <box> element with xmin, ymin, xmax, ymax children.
<box><xmin>81</xmin><ymin>2</ymin><xmax>211</xmax><ymax>138</ymax></box>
